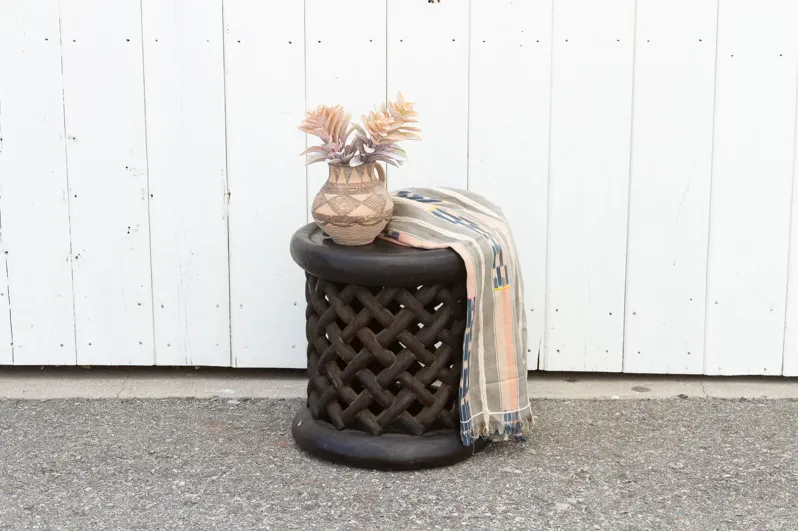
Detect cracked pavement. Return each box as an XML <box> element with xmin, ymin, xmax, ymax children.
<box><xmin>115</xmin><ymin>379</ymin><xmax>128</xmax><ymax>399</ymax></box>
<box><xmin>1</xmin><ymin>397</ymin><xmax>797</xmax><ymax>530</ymax></box>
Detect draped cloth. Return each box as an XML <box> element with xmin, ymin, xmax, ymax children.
<box><xmin>381</xmin><ymin>188</ymin><xmax>532</xmax><ymax>445</ymax></box>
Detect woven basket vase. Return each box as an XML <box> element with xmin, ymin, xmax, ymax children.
<box><xmin>311</xmin><ymin>162</ymin><xmax>394</xmax><ymax>246</ymax></box>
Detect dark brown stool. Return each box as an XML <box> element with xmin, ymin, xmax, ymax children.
<box><xmin>289</xmin><ymin>223</ymin><xmax>486</xmax><ymax>469</ymax></box>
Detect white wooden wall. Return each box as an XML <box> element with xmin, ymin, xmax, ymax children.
<box><xmin>1</xmin><ymin>0</ymin><xmax>798</xmax><ymax>375</ymax></box>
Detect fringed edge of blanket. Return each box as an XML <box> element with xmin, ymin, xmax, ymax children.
<box><xmin>460</xmin><ymin>409</ymin><xmax>536</xmax><ymax>446</ymax></box>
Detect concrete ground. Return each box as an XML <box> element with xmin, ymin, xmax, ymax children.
<box><xmin>0</xmin><ymin>370</ymin><xmax>797</xmax><ymax>530</ymax></box>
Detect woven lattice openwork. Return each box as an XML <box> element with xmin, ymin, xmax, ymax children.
<box><xmin>304</xmin><ymin>273</ymin><xmax>467</xmax><ymax>436</ymax></box>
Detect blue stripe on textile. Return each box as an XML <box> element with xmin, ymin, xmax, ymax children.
<box><xmin>494</xmin><ymin>265</ymin><xmax>511</xmax><ymax>289</ymax></box>
<box><xmin>383</xmin><ymin>229</ymin><xmax>402</xmax><ymax>241</ymax></box>
<box><xmin>460</xmin><ymin>297</ymin><xmax>475</xmax><ymax>444</ymax></box>
<box><xmin>395</xmin><ymin>190</ymin><xmax>442</xmax><ymax>203</ymax></box>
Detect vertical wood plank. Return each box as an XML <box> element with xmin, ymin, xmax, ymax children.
<box><xmin>387</xmin><ymin>0</ymin><xmax>469</xmax><ymax>190</ymax></box>
<box><xmin>704</xmin><ymin>0</ymin><xmax>798</xmax><ymax>375</ymax></box>
<box><xmin>141</xmin><ymin>0</ymin><xmax>230</xmax><ymax>366</ymax></box>
<box><xmin>544</xmin><ymin>0</ymin><xmax>635</xmax><ymax>372</ymax></box>
<box><xmin>60</xmin><ymin>0</ymin><xmax>154</xmax><ymax>365</ymax></box>
<box><xmin>623</xmin><ymin>0</ymin><xmax>718</xmax><ymax>374</ymax></box>
<box><xmin>225</xmin><ymin>0</ymin><xmax>306</xmax><ymax>368</ymax></box>
<box><xmin>0</xmin><ymin>1</ymin><xmax>77</xmax><ymax>364</ymax></box>
<box><xmin>468</xmin><ymin>0</ymin><xmax>552</xmax><ymax>370</ymax></box>
<box><xmin>784</xmin><ymin>106</ymin><xmax>798</xmax><ymax>376</ymax></box>
<box><xmin>305</xmin><ymin>0</ymin><xmax>387</xmax><ymax>219</ymax></box>
<box><xmin>0</xmin><ymin>259</ymin><xmax>10</xmax><ymax>364</ymax></box>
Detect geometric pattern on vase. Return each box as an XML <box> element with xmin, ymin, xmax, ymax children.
<box><xmin>311</xmin><ymin>193</ymin><xmax>327</xmax><ymax>212</ymax></box>
<box><xmin>326</xmin><ymin>195</ymin><xmax>362</xmax><ymax>216</ymax></box>
<box><xmin>361</xmin><ymin>193</ymin><xmax>387</xmax><ymax>214</ymax></box>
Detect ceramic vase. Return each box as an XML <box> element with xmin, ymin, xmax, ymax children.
<box><xmin>311</xmin><ymin>162</ymin><xmax>394</xmax><ymax>246</ymax></box>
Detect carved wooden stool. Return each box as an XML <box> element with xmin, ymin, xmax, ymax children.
<box><xmin>289</xmin><ymin>223</ymin><xmax>485</xmax><ymax>469</ymax></box>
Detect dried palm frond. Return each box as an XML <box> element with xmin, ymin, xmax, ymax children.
<box><xmin>297</xmin><ymin>94</ymin><xmax>420</xmax><ymax>167</ymax></box>
<box><xmin>349</xmin><ymin>137</ymin><xmax>408</xmax><ymax>167</ymax></box>
<box><xmin>298</xmin><ymin>104</ymin><xmax>351</xmax><ymax>145</ymax></box>
<box><xmin>350</xmin><ymin>92</ymin><xmax>420</xmax><ymax>167</ymax></box>
<box><xmin>387</xmin><ymin>92</ymin><xmax>420</xmax><ymax>136</ymax></box>
<box><xmin>298</xmin><ymin>104</ymin><xmax>355</xmax><ymax>165</ymax></box>
<box><xmin>300</xmin><ymin>141</ymin><xmax>359</xmax><ymax>166</ymax></box>
<box><xmin>360</xmin><ymin>93</ymin><xmax>421</xmax><ymax>147</ymax></box>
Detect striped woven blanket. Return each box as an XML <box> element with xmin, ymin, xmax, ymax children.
<box><xmin>381</xmin><ymin>187</ymin><xmax>532</xmax><ymax>445</ymax></box>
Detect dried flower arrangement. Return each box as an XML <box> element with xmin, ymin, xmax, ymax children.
<box><xmin>298</xmin><ymin>92</ymin><xmax>420</xmax><ymax>168</ymax></box>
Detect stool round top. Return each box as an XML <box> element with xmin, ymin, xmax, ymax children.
<box><xmin>290</xmin><ymin>223</ymin><xmax>465</xmax><ymax>287</ymax></box>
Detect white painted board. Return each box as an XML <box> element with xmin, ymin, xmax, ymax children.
<box><xmin>386</xmin><ymin>0</ymin><xmax>469</xmax><ymax>191</ymax></box>
<box><xmin>60</xmin><ymin>0</ymin><xmax>154</xmax><ymax>365</ymax></box>
<box><xmin>142</xmin><ymin>0</ymin><xmax>230</xmax><ymax>366</ymax></box>
<box><xmin>0</xmin><ymin>1</ymin><xmax>77</xmax><ymax>365</ymax></box>
<box><xmin>225</xmin><ymin>0</ymin><xmax>307</xmax><ymax>368</ymax></box>
<box><xmin>0</xmin><ymin>257</ymin><xmax>10</xmax><ymax>364</ymax></box>
<box><xmin>784</xmin><ymin>104</ymin><xmax>798</xmax><ymax>376</ymax></box>
<box><xmin>704</xmin><ymin>0</ymin><xmax>798</xmax><ymax>375</ymax></box>
<box><xmin>623</xmin><ymin>0</ymin><xmax>718</xmax><ymax>374</ymax></box>
<box><xmin>544</xmin><ymin>0</ymin><xmax>636</xmax><ymax>372</ymax></box>
<box><xmin>305</xmin><ymin>0</ymin><xmax>387</xmax><ymax>219</ymax></box>
<box><xmin>468</xmin><ymin>0</ymin><xmax>553</xmax><ymax>370</ymax></box>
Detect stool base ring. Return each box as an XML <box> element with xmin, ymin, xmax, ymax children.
<box><xmin>292</xmin><ymin>407</ymin><xmax>487</xmax><ymax>470</ymax></box>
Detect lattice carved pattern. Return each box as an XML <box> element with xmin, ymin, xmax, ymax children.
<box><xmin>304</xmin><ymin>274</ymin><xmax>467</xmax><ymax>436</ymax></box>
